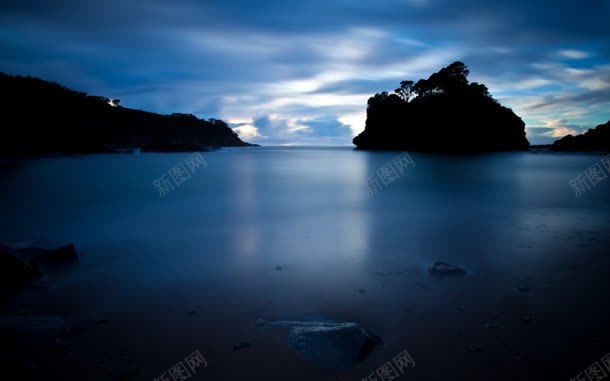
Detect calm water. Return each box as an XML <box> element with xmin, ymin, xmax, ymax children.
<box><xmin>1</xmin><ymin>147</ymin><xmax>610</xmax><ymax>381</ymax></box>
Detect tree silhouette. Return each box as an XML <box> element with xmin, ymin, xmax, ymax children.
<box><xmin>353</xmin><ymin>61</ymin><xmax>529</xmax><ymax>151</ymax></box>
<box><xmin>412</xmin><ymin>61</ymin><xmax>471</xmax><ymax>97</ymax></box>
<box><xmin>394</xmin><ymin>80</ymin><xmax>415</xmax><ymax>102</ymax></box>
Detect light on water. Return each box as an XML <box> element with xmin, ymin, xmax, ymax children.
<box><xmin>1</xmin><ymin>148</ymin><xmax>610</xmax><ymax>380</ymax></box>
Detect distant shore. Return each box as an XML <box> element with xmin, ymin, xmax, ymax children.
<box><xmin>0</xmin><ymin>73</ymin><xmax>256</xmax><ymax>157</ymax></box>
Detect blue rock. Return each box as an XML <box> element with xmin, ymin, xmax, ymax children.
<box><xmin>258</xmin><ymin>320</ymin><xmax>382</xmax><ymax>370</ymax></box>
<box><xmin>428</xmin><ymin>261</ymin><xmax>466</xmax><ymax>276</ymax></box>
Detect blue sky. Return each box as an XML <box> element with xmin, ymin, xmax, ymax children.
<box><xmin>1</xmin><ymin>0</ymin><xmax>609</xmax><ymax>145</ymax></box>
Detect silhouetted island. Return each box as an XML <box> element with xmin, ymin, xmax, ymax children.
<box><xmin>552</xmin><ymin>120</ymin><xmax>610</xmax><ymax>151</ymax></box>
<box><xmin>0</xmin><ymin>73</ymin><xmax>255</xmax><ymax>156</ymax></box>
<box><xmin>353</xmin><ymin>62</ymin><xmax>529</xmax><ymax>151</ymax></box>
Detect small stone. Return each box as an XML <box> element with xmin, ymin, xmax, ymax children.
<box><xmin>485</xmin><ymin>322</ymin><xmax>502</xmax><ymax>329</ymax></box>
<box><xmin>428</xmin><ymin>261</ymin><xmax>466</xmax><ymax>277</ymax></box>
<box><xmin>517</xmin><ymin>286</ymin><xmax>531</xmax><ymax>292</ymax></box>
<box><xmin>358</xmin><ymin>289</ymin><xmax>365</xmax><ymax>294</ymax></box>
<box><xmin>265</xmin><ymin>320</ymin><xmax>382</xmax><ymax>370</ymax></box>
<box><xmin>233</xmin><ymin>341</ymin><xmax>251</xmax><ymax>351</ymax></box>
<box><xmin>275</xmin><ymin>266</ymin><xmax>283</xmax><ymax>271</ymax></box>
<box><xmin>520</xmin><ymin>315</ymin><xmax>533</xmax><ymax>323</ymax></box>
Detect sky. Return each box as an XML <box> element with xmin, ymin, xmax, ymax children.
<box><xmin>0</xmin><ymin>0</ymin><xmax>609</xmax><ymax>145</ymax></box>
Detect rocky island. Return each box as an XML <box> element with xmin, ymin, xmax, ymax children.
<box><xmin>552</xmin><ymin>120</ymin><xmax>610</xmax><ymax>151</ymax></box>
<box><xmin>353</xmin><ymin>62</ymin><xmax>529</xmax><ymax>151</ymax></box>
<box><xmin>0</xmin><ymin>73</ymin><xmax>255</xmax><ymax>156</ymax></box>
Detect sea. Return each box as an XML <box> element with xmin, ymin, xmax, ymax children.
<box><xmin>1</xmin><ymin>147</ymin><xmax>610</xmax><ymax>381</ymax></box>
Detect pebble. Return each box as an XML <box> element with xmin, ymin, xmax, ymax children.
<box><xmin>520</xmin><ymin>315</ymin><xmax>533</xmax><ymax>323</ymax></box>
<box><xmin>485</xmin><ymin>322</ymin><xmax>502</xmax><ymax>329</ymax></box>
<box><xmin>233</xmin><ymin>341</ymin><xmax>251</xmax><ymax>351</ymax></box>
<box><xmin>427</xmin><ymin>261</ymin><xmax>466</xmax><ymax>276</ymax></box>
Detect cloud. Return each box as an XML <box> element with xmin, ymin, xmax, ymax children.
<box><xmin>231</xmin><ymin>123</ymin><xmax>259</xmax><ymax>140</ymax></box>
<box><xmin>237</xmin><ymin>114</ymin><xmax>352</xmax><ymax>145</ymax></box>
<box><xmin>1</xmin><ymin>0</ymin><xmax>609</xmax><ymax>145</ymax></box>
<box><xmin>298</xmin><ymin>116</ymin><xmax>353</xmax><ymax>138</ymax></box>
<box><xmin>558</xmin><ymin>49</ymin><xmax>590</xmax><ymax>60</ymax></box>
<box><xmin>526</xmin><ymin>119</ymin><xmax>594</xmax><ymax>144</ymax></box>
<box><xmin>543</xmin><ymin>120</ymin><xmax>582</xmax><ymax>137</ymax></box>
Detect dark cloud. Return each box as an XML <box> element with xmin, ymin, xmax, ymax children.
<box><xmin>297</xmin><ymin>117</ymin><xmax>353</xmax><ymax>138</ymax></box>
<box><xmin>1</xmin><ymin>0</ymin><xmax>609</xmax><ymax>144</ymax></box>
<box><xmin>527</xmin><ymin>88</ymin><xmax>610</xmax><ymax>112</ymax></box>
<box><xmin>526</xmin><ymin>127</ymin><xmax>555</xmax><ymax>135</ymax></box>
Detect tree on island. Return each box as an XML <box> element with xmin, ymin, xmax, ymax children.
<box><xmin>353</xmin><ymin>61</ymin><xmax>529</xmax><ymax>151</ymax></box>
